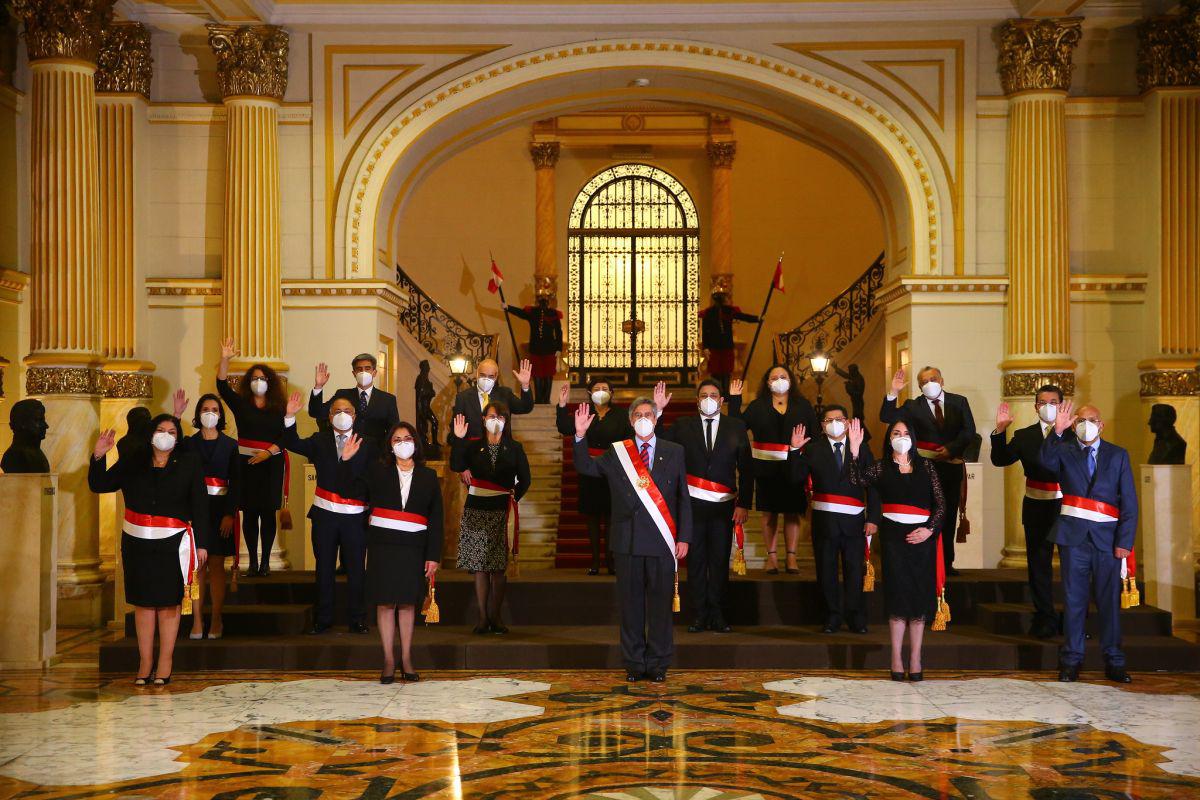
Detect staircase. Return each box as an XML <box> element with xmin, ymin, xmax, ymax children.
<box><xmin>512</xmin><ymin>404</ymin><xmax>562</xmax><ymax>569</ymax></box>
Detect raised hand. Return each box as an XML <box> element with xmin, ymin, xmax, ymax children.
<box><xmin>1054</xmin><ymin>400</ymin><xmax>1076</xmax><ymax>436</ymax></box>
<box><xmin>341</xmin><ymin>432</ymin><xmax>362</xmax><ymax>461</ymax></box>
<box><xmin>847</xmin><ymin>418</ymin><xmax>865</xmax><ymax>458</ymax></box>
<box><xmin>93</xmin><ymin>429</ymin><xmax>117</xmax><ymax>459</ymax></box>
<box><xmin>789</xmin><ymin>423</ymin><xmax>810</xmax><ymax>450</ymax></box>
<box><xmin>220</xmin><ymin>337</ymin><xmax>239</xmax><ymax>361</ymax></box>
<box><xmin>514</xmin><ymin>359</ymin><xmax>533</xmax><ymax>389</ymax></box>
<box><xmin>728</xmin><ymin>378</ymin><xmax>743</xmax><ymax>397</ymax></box>
<box><xmin>653</xmin><ymin>380</ymin><xmax>672</xmax><ymax>411</ymax></box>
<box><xmin>891</xmin><ymin>368</ymin><xmax>906</xmax><ymax>396</ymax></box>
<box><xmin>172</xmin><ymin>388</ymin><xmax>189</xmax><ymax>419</ymax></box>
<box><xmin>453</xmin><ymin>413</ymin><xmax>469</xmax><ymax>440</ymax></box>
<box><xmin>558</xmin><ymin>382</ymin><xmax>571</xmax><ymax>408</ymax></box>
<box><xmin>995</xmin><ymin>401</ymin><xmax>1013</xmax><ymax>432</ymax></box>
<box><xmin>314</xmin><ymin>362</ymin><xmax>330</xmax><ymax>390</ymax></box>
<box><xmin>286</xmin><ymin>390</ymin><xmax>303</xmax><ymax>417</ymax></box>
<box><xmin>573</xmin><ymin>402</ymin><xmax>596</xmax><ymax>439</ymax></box>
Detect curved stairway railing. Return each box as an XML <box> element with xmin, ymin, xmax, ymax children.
<box><xmin>773</xmin><ymin>252</ymin><xmax>885</xmax><ymax>376</ymax></box>
<box><xmin>395</xmin><ymin>264</ymin><xmax>497</xmax><ymax>366</ymax></box>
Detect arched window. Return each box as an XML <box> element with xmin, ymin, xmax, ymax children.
<box><xmin>567</xmin><ymin>164</ymin><xmax>699</xmax><ymax>384</ymax></box>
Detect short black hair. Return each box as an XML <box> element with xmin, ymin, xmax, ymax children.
<box><xmin>192</xmin><ymin>393</ymin><xmax>227</xmax><ymax>431</ymax></box>
<box><xmin>587</xmin><ymin>377</ymin><xmax>612</xmax><ymax>392</ymax></box>
<box><xmin>1036</xmin><ymin>384</ymin><xmax>1064</xmax><ymax>402</ymax></box>
<box><xmin>697</xmin><ymin>378</ymin><xmax>722</xmax><ymax>394</ymax></box>
<box><xmin>822</xmin><ymin>404</ymin><xmax>848</xmax><ymax>419</ymax></box>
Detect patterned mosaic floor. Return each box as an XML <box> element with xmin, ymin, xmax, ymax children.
<box><xmin>2</xmin><ymin>631</ymin><xmax>1200</xmax><ymax>799</ymax></box>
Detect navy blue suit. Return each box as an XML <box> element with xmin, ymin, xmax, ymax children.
<box><xmin>1040</xmin><ymin>433</ymin><xmax>1138</xmax><ymax>668</ymax></box>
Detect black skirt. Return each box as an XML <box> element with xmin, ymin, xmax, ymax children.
<box><xmin>202</xmin><ymin>497</ymin><xmax>238</xmax><ymax>557</ymax></box>
<box><xmin>240</xmin><ymin>457</ymin><xmax>284</xmax><ymax>512</ymax></box>
<box><xmin>366</xmin><ymin>528</ymin><xmax>428</xmax><ymax>606</ymax></box>
<box><xmin>754</xmin><ymin>474</ymin><xmax>807</xmax><ymax>514</ymax></box>
<box><xmin>879</xmin><ymin>519</ymin><xmax>938</xmax><ymax>623</ymax></box>
<box><xmin>121</xmin><ymin>531</ymin><xmax>186</xmax><ymax>607</ymax></box>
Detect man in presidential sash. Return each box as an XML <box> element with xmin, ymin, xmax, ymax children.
<box><xmin>1041</xmin><ymin>401</ymin><xmax>1138</xmax><ymax>684</ymax></box>
<box><xmin>572</xmin><ymin>397</ymin><xmax>692</xmax><ymax>682</ymax></box>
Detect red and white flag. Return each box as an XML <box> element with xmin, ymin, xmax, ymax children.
<box><xmin>487</xmin><ymin>257</ymin><xmax>504</xmax><ymax>294</ymax></box>
<box><xmin>772</xmin><ymin>256</ymin><xmax>785</xmax><ymax>293</ymax></box>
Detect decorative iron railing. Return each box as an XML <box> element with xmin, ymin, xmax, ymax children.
<box><xmin>395</xmin><ymin>264</ymin><xmax>497</xmax><ymax>367</ymax></box>
<box><xmin>773</xmin><ymin>252</ymin><xmax>886</xmax><ymax>376</ymax></box>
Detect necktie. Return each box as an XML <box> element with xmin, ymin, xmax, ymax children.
<box><xmin>1087</xmin><ymin>446</ymin><xmax>1096</xmax><ymax>479</ymax></box>
<box><xmin>336</xmin><ymin>434</ymin><xmax>345</xmax><ymax>459</ymax></box>
<box><xmin>705</xmin><ymin>417</ymin><xmax>714</xmax><ymax>454</ymax></box>
<box><xmin>833</xmin><ymin>441</ymin><xmax>843</xmax><ymax>470</ymax></box>
<box><xmin>481</xmin><ymin>392</ymin><xmax>490</xmax><ymax>409</ymax></box>
<box><xmin>641</xmin><ymin>441</ymin><xmax>651</xmax><ymax>470</ymax></box>
<box><xmin>359</xmin><ymin>390</ymin><xmax>368</xmax><ymax>415</ymax></box>
<box><xmin>932</xmin><ymin>397</ymin><xmax>944</xmax><ymax>428</ymax></box>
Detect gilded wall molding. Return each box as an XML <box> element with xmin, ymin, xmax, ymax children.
<box><xmin>1137</xmin><ymin>1</ymin><xmax>1200</xmax><ymax>92</ymax></box>
<box><xmin>0</xmin><ymin>356</ymin><xmax>8</xmax><ymax>398</ymax></box>
<box><xmin>25</xmin><ymin>366</ymin><xmax>101</xmax><ymax>395</ymax></box>
<box><xmin>94</xmin><ymin>21</ymin><xmax>151</xmax><ymax>96</ymax></box>
<box><xmin>1140</xmin><ymin>369</ymin><xmax>1200</xmax><ymax>397</ymax></box>
<box><xmin>207</xmin><ymin>24</ymin><xmax>289</xmax><ymax>100</ymax></box>
<box><xmin>998</xmin><ymin>17</ymin><xmax>1083</xmax><ymax>95</ymax></box>
<box><xmin>1002</xmin><ymin>371</ymin><xmax>1076</xmax><ymax>398</ymax></box>
<box><xmin>529</xmin><ymin>141</ymin><xmax>560</xmax><ymax>169</ymax></box>
<box><xmin>11</xmin><ymin>0</ymin><xmax>112</xmax><ymax>63</ymax></box>
<box><xmin>97</xmin><ymin>370</ymin><xmax>152</xmax><ymax>398</ymax></box>
<box><xmin>706</xmin><ymin>140</ymin><xmax>736</xmax><ymax>167</ymax></box>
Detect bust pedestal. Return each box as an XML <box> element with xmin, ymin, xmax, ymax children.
<box><xmin>0</xmin><ymin>474</ymin><xmax>59</xmax><ymax>669</ymax></box>
<box><xmin>1140</xmin><ymin>465</ymin><xmax>1195</xmax><ymax>622</ymax></box>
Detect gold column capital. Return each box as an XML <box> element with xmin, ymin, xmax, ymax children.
<box><xmin>1000</xmin><ymin>370</ymin><xmax>1076</xmax><ymax>398</ymax></box>
<box><xmin>998</xmin><ymin>17</ymin><xmax>1083</xmax><ymax>95</ymax></box>
<box><xmin>1137</xmin><ymin>1</ymin><xmax>1200</xmax><ymax>93</ymax></box>
<box><xmin>206</xmin><ymin>23</ymin><xmax>289</xmax><ymax>101</ymax></box>
<box><xmin>1139</xmin><ymin>368</ymin><xmax>1200</xmax><ymax>397</ymax></box>
<box><xmin>11</xmin><ymin>0</ymin><xmax>112</xmax><ymax>64</ymax></box>
<box><xmin>94</xmin><ymin>20</ymin><xmax>151</xmax><ymax>96</ymax></box>
<box><xmin>706</xmin><ymin>140</ymin><xmax>736</xmax><ymax>168</ymax></box>
<box><xmin>529</xmin><ymin>141</ymin><xmax>560</xmax><ymax>169</ymax></box>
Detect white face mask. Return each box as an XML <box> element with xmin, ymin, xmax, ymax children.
<box><xmin>250</xmin><ymin>378</ymin><xmax>268</xmax><ymax>396</ymax></box>
<box><xmin>591</xmin><ymin>390</ymin><xmax>611</xmax><ymax>406</ymax></box>
<box><xmin>825</xmin><ymin>419</ymin><xmax>846</xmax><ymax>439</ymax></box>
<box><xmin>477</xmin><ymin>376</ymin><xmax>496</xmax><ymax>394</ymax></box>
<box><xmin>769</xmin><ymin>377</ymin><xmax>790</xmax><ymax>395</ymax></box>
<box><xmin>633</xmin><ymin>417</ymin><xmax>655</xmax><ymax>439</ymax></box>
<box><xmin>485</xmin><ymin>417</ymin><xmax>505</xmax><ymax>435</ymax></box>
<box><xmin>698</xmin><ymin>396</ymin><xmax>720</xmax><ymax>416</ymax></box>
<box><xmin>199</xmin><ymin>411</ymin><xmax>220</xmax><ymax>430</ymax></box>
<box><xmin>332</xmin><ymin>411</ymin><xmax>354</xmax><ymax>432</ymax></box>
<box><xmin>393</xmin><ymin>440</ymin><xmax>415</xmax><ymax>460</ymax></box>
<box><xmin>1075</xmin><ymin>419</ymin><xmax>1099</xmax><ymax>443</ymax></box>
<box><xmin>920</xmin><ymin>381</ymin><xmax>942</xmax><ymax>399</ymax></box>
<box><xmin>356</xmin><ymin>371</ymin><xmax>374</xmax><ymax>388</ymax></box>
<box><xmin>151</xmin><ymin>432</ymin><xmax>176</xmax><ymax>452</ymax></box>
<box><xmin>891</xmin><ymin>436</ymin><xmax>912</xmax><ymax>455</ymax></box>
<box><xmin>1038</xmin><ymin>403</ymin><xmax>1059</xmax><ymax>424</ymax></box>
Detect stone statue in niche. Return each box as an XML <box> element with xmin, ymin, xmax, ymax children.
<box><xmin>414</xmin><ymin>359</ymin><xmax>441</xmax><ymax>459</ymax></box>
<box><xmin>1147</xmin><ymin>403</ymin><xmax>1187</xmax><ymax>465</ymax></box>
<box><xmin>1</xmin><ymin>398</ymin><xmax>50</xmax><ymax>473</ymax></box>
<box><xmin>834</xmin><ymin>362</ymin><xmax>866</xmax><ymax>423</ymax></box>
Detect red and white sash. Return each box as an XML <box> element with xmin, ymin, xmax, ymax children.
<box><xmin>368</xmin><ymin>507</ymin><xmax>429</xmax><ymax>533</ymax></box>
<box><xmin>613</xmin><ymin>439</ymin><xmax>678</xmax><ymax>568</ymax></box>
<box><xmin>204</xmin><ymin>476</ymin><xmax>229</xmax><ymax>496</ymax></box>
<box><xmin>751</xmin><ymin>441</ymin><xmax>790</xmax><ymax>461</ymax></box>
<box><xmin>811</xmin><ymin>492</ymin><xmax>866</xmax><ymax>516</ymax></box>
<box><xmin>312</xmin><ymin>486</ymin><xmax>367</xmax><ymax>515</ymax></box>
<box><xmin>237</xmin><ymin>438</ymin><xmax>290</xmax><ymax>503</ymax></box>
<box><xmin>1025</xmin><ymin>478</ymin><xmax>1062</xmax><ymax>501</ymax></box>
<box><xmin>1060</xmin><ymin>495</ymin><xmax>1119</xmax><ymax>524</ymax></box>
<box><xmin>469</xmin><ymin>478</ymin><xmax>520</xmax><ymax>556</ymax></box>
<box><xmin>237</xmin><ymin>438</ymin><xmax>276</xmax><ymax>457</ymax></box>
<box><xmin>686</xmin><ymin>476</ymin><xmax>736</xmax><ymax>503</ymax></box>
<box><xmin>916</xmin><ymin>440</ymin><xmax>963</xmax><ymax>464</ymax></box>
<box><xmin>881</xmin><ymin>503</ymin><xmax>930</xmax><ymax>525</ymax></box>
<box><xmin>122</xmin><ymin>509</ymin><xmax>196</xmax><ymax>594</ymax></box>
<box><xmin>588</xmin><ymin>447</ymin><xmax>606</xmax><ymax>457</ymax></box>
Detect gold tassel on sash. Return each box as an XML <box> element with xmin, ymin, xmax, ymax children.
<box><xmin>732</xmin><ymin>547</ymin><xmax>747</xmax><ymax>576</ymax></box>
<box><xmin>931</xmin><ymin>590</ymin><xmax>950</xmax><ymax>631</ymax></box>
<box><xmin>182</xmin><ymin>569</ymin><xmax>199</xmax><ymax>616</ymax></box>
<box><xmin>423</xmin><ymin>578</ymin><xmax>440</xmax><ymax>624</ymax></box>
<box><xmin>672</xmin><ymin>572</ymin><xmax>681</xmax><ymax>613</ymax></box>
<box><xmin>230</xmin><ymin>565</ymin><xmax>238</xmax><ymax>593</ymax></box>
<box><xmin>1121</xmin><ymin>577</ymin><xmax>1140</xmax><ymax>609</ymax></box>
<box><xmin>863</xmin><ymin>560</ymin><xmax>875</xmax><ymax>592</ymax></box>
<box><xmin>507</xmin><ymin>554</ymin><xmax>520</xmax><ymax>578</ymax></box>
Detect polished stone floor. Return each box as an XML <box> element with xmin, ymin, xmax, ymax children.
<box><xmin>2</xmin><ymin>630</ymin><xmax>1200</xmax><ymax>799</ymax></box>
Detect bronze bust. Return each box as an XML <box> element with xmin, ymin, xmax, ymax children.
<box><xmin>1</xmin><ymin>398</ymin><xmax>50</xmax><ymax>473</ymax></box>
<box><xmin>1147</xmin><ymin>403</ymin><xmax>1187</xmax><ymax>465</ymax></box>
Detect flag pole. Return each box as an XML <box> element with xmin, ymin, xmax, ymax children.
<box><xmin>742</xmin><ymin>252</ymin><xmax>782</xmax><ymax>380</ymax></box>
<box><xmin>490</xmin><ymin>251</ymin><xmax>522</xmax><ymax>365</ymax></box>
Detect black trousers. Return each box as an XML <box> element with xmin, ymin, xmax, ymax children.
<box><xmin>933</xmin><ymin>461</ymin><xmax>964</xmax><ymax>570</ymax></box>
<box><xmin>1024</xmin><ymin>500</ymin><xmax>1060</xmax><ymax>631</ymax></box>
<box><xmin>812</xmin><ymin>511</ymin><xmax>866</xmax><ymax>628</ymax></box>
<box><xmin>533</xmin><ymin>376</ymin><xmax>553</xmax><ymax>405</ymax></box>
<box><xmin>614</xmin><ymin>553</ymin><xmax>675</xmax><ymax>674</ymax></box>
<box><xmin>312</xmin><ymin>510</ymin><xmax>366</xmax><ymax>626</ymax></box>
<box><xmin>687</xmin><ymin>501</ymin><xmax>734</xmax><ymax>623</ymax></box>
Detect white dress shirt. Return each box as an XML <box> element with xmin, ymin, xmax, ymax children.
<box><xmin>398</xmin><ymin>465</ymin><xmax>413</xmax><ymax>507</ymax></box>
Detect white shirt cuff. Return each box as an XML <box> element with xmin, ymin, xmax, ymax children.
<box><xmin>284</xmin><ymin>416</ymin><xmax>296</xmax><ymax>428</ymax></box>
<box><xmin>574</xmin><ymin>435</ymin><xmax>585</xmax><ymax>443</ymax></box>
<box><xmin>886</xmin><ymin>394</ymin><xmax>897</xmax><ymax>401</ymax></box>
<box><xmin>311</xmin><ymin>387</ymin><xmax>322</xmax><ymax>396</ymax></box>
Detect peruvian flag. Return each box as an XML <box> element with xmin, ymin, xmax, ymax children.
<box><xmin>772</xmin><ymin>255</ymin><xmax>785</xmax><ymax>293</ymax></box>
<box><xmin>487</xmin><ymin>257</ymin><xmax>504</xmax><ymax>294</ymax></box>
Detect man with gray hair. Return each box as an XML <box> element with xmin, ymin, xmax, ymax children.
<box><xmin>573</xmin><ymin>396</ymin><xmax>692</xmax><ymax>683</ymax></box>
<box><xmin>309</xmin><ymin>353</ymin><xmax>400</xmax><ymax>444</ymax></box>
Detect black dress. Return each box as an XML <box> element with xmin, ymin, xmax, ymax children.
<box><xmin>217</xmin><ymin>378</ymin><xmax>285</xmax><ymax>512</ymax></box>
<box><xmin>849</xmin><ymin>454</ymin><xmax>945</xmax><ymax>623</ymax></box>
<box><xmin>184</xmin><ymin>432</ymin><xmax>242</xmax><ymax>557</ymax></box>
<box><xmin>340</xmin><ymin>459</ymin><xmax>444</xmax><ymax>606</ymax></box>
<box><xmin>450</xmin><ymin>436</ymin><xmax>531</xmax><ymax>572</ymax></box>
<box><xmin>555</xmin><ymin>403</ymin><xmax>632</xmax><ymax>516</ymax></box>
<box><xmin>728</xmin><ymin>394</ymin><xmax>817</xmax><ymax>513</ymax></box>
<box><xmin>89</xmin><ymin>450</ymin><xmax>210</xmax><ymax>607</ymax></box>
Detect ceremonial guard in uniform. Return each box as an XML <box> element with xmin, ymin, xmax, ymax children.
<box><xmin>699</xmin><ymin>291</ymin><xmax>759</xmax><ymax>394</ymax></box>
<box><xmin>504</xmin><ymin>295</ymin><xmax>563</xmax><ymax>404</ymax></box>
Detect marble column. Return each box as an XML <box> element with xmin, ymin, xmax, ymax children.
<box><xmin>996</xmin><ymin>17</ymin><xmax>1081</xmax><ymax>568</ymax></box>
<box><xmin>94</xmin><ymin>21</ymin><xmax>154</xmax><ymax>579</ymax></box>
<box><xmin>208</xmin><ymin>24</ymin><xmax>291</xmax><ymax>569</ymax></box>
<box><xmin>529</xmin><ymin>141</ymin><xmax>559</xmax><ymax>302</ymax></box>
<box><xmin>13</xmin><ymin>0</ymin><xmax>114</xmax><ymax>625</ymax></box>
<box><xmin>706</xmin><ymin>120</ymin><xmax>736</xmax><ymax>299</ymax></box>
<box><xmin>1135</xmin><ymin>1</ymin><xmax>1200</xmax><ymax>565</ymax></box>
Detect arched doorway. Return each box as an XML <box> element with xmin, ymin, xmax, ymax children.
<box><xmin>567</xmin><ymin>164</ymin><xmax>699</xmax><ymax>386</ymax></box>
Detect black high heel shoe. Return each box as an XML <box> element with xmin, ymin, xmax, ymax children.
<box><xmin>472</xmin><ymin>622</ymin><xmax>491</xmax><ymax>635</ymax></box>
<box><xmin>401</xmin><ymin>672</ymin><xmax>420</xmax><ymax>682</ymax></box>
<box><xmin>785</xmin><ymin>550</ymin><xmax>800</xmax><ymax>575</ymax></box>
<box><xmin>908</xmin><ymin>672</ymin><xmax>924</xmax><ymax>682</ymax></box>
<box><xmin>134</xmin><ymin>675</ymin><xmax>151</xmax><ymax>687</ymax></box>
<box><xmin>890</xmin><ymin>671</ymin><xmax>906</xmax><ymax>681</ymax></box>
<box><xmin>380</xmin><ymin>671</ymin><xmax>395</xmax><ymax>685</ymax></box>
<box><xmin>766</xmin><ymin>550</ymin><xmax>779</xmax><ymax>575</ymax></box>
<box><xmin>153</xmin><ymin>675</ymin><xmax>172</xmax><ymax>686</ymax></box>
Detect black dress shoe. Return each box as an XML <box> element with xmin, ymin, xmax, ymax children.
<box><xmin>587</xmin><ymin>568</ymin><xmax>599</xmax><ymax>576</ymax></box>
<box><xmin>851</xmin><ymin>625</ymin><xmax>869</xmax><ymax>635</ymax></box>
<box><xmin>490</xmin><ymin>623</ymin><xmax>509</xmax><ymax>635</ymax></box>
<box><xmin>821</xmin><ymin>622</ymin><xmax>840</xmax><ymax>634</ymax></box>
<box><xmin>401</xmin><ymin>672</ymin><xmax>420</xmax><ymax>682</ymax></box>
<box><xmin>709</xmin><ymin>618</ymin><xmax>732</xmax><ymax>634</ymax></box>
<box><xmin>1105</xmin><ymin>666</ymin><xmax>1133</xmax><ymax>684</ymax></box>
<box><xmin>307</xmin><ymin>623</ymin><xmax>332</xmax><ymax>635</ymax></box>
<box><xmin>687</xmin><ymin>619</ymin><xmax>706</xmax><ymax>633</ymax></box>
<box><xmin>650</xmin><ymin>671</ymin><xmax>667</xmax><ymax>682</ymax></box>
<box><xmin>1058</xmin><ymin>664</ymin><xmax>1080</xmax><ymax>682</ymax></box>
<box><xmin>349</xmin><ymin>621</ymin><xmax>369</xmax><ymax>634</ymax></box>
<box><xmin>625</xmin><ymin>671</ymin><xmax>641</xmax><ymax>682</ymax></box>
<box><xmin>259</xmin><ymin>566</ymin><xmax>271</xmax><ymax>578</ymax></box>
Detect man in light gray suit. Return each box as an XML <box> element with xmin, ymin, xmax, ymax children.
<box><xmin>573</xmin><ymin>397</ymin><xmax>692</xmax><ymax>683</ymax></box>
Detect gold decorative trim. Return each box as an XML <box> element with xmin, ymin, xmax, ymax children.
<box><xmin>705</xmin><ymin>140</ymin><xmax>736</xmax><ymax>167</ymax></box>
<box><xmin>875</xmin><ymin>277</ymin><xmax>1008</xmax><ymax>306</ymax></box>
<box><xmin>529</xmin><ymin>140</ymin><xmax>560</xmax><ymax>168</ymax></box>
<box><xmin>11</xmin><ymin>0</ymin><xmax>112</xmax><ymax>63</ymax></box>
<box><xmin>207</xmin><ymin>24</ymin><xmax>289</xmax><ymax>100</ymax></box>
<box><xmin>1137</xmin><ymin>2</ymin><xmax>1200</xmax><ymax>93</ymax></box>
<box><xmin>94</xmin><ymin>21</ymin><xmax>150</xmax><ymax>96</ymax></box>
<box><xmin>97</xmin><ymin>370</ymin><xmax>152</xmax><ymax>398</ymax></box>
<box><xmin>0</xmin><ymin>356</ymin><xmax>9</xmax><ymax>399</ymax></box>
<box><xmin>1069</xmin><ymin>275</ymin><xmax>1148</xmax><ymax>293</ymax></box>
<box><xmin>998</xmin><ymin>18</ymin><xmax>1083</xmax><ymax>95</ymax></box>
<box><xmin>25</xmin><ymin>366</ymin><xmax>101</xmax><ymax>395</ymax></box>
<box><xmin>1002</xmin><ymin>371</ymin><xmax>1075</xmax><ymax>398</ymax></box>
<box><xmin>1140</xmin><ymin>369</ymin><xmax>1200</xmax><ymax>397</ymax></box>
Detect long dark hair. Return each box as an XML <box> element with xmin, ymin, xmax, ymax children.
<box><xmin>482</xmin><ymin>400</ymin><xmax>513</xmax><ymax>442</ymax></box>
<box><xmin>237</xmin><ymin>363</ymin><xmax>287</xmax><ymax>415</ymax></box>
<box><xmin>881</xmin><ymin>419</ymin><xmax>924</xmax><ymax>465</ymax></box>
<box><xmin>192</xmin><ymin>393</ymin><xmax>227</xmax><ymax>432</ymax></box>
<box><xmin>382</xmin><ymin>421</ymin><xmax>424</xmax><ymax>466</ymax></box>
<box><xmin>757</xmin><ymin>363</ymin><xmax>803</xmax><ymax>405</ymax></box>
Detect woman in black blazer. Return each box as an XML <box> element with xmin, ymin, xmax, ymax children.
<box><xmin>340</xmin><ymin>422</ymin><xmax>443</xmax><ymax>683</ymax></box>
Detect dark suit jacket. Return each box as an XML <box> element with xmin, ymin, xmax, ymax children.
<box><xmin>656</xmin><ymin>413</ymin><xmax>753</xmax><ymax>510</ymax></box>
<box><xmin>991</xmin><ymin>422</ymin><xmax>1072</xmax><ymax>526</ymax></box>
<box><xmin>308</xmin><ymin>386</ymin><xmax>400</xmax><ymax>443</ymax></box>
<box><xmin>1040</xmin><ymin>434</ymin><xmax>1137</xmax><ymax>551</ymax></box>
<box><xmin>879</xmin><ymin>392</ymin><xmax>976</xmax><ymax>459</ymax></box>
<box><xmin>339</xmin><ymin>459</ymin><xmax>443</xmax><ymax>564</ymax></box>
<box><xmin>789</xmin><ymin>436</ymin><xmax>881</xmax><ymax>528</ymax></box>
<box><xmin>280</xmin><ymin>422</ymin><xmax>374</xmax><ymax>520</ymax></box>
<box><xmin>572</xmin><ymin>436</ymin><xmax>693</xmax><ymax>557</ymax></box>
<box><xmin>450</xmin><ymin>383</ymin><xmax>534</xmax><ymax>442</ymax></box>
<box><xmin>88</xmin><ymin>450</ymin><xmax>213</xmax><ymax>550</ymax></box>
